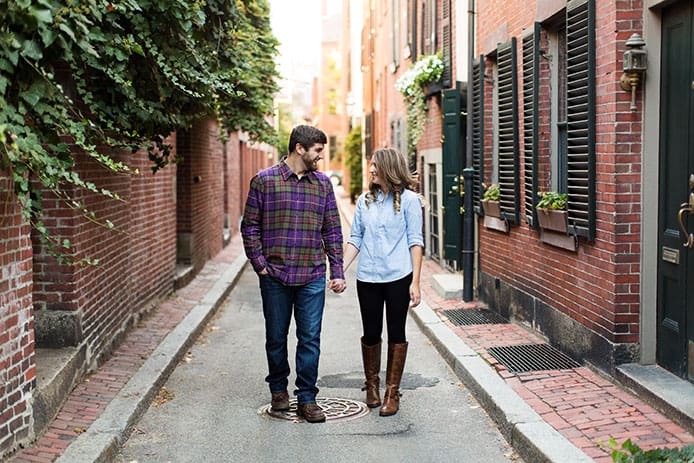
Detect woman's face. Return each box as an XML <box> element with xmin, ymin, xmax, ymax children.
<box><xmin>369</xmin><ymin>161</ymin><xmax>380</xmax><ymax>186</ymax></box>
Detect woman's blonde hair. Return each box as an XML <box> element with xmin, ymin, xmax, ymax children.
<box><xmin>365</xmin><ymin>147</ymin><xmax>419</xmax><ymax>212</ymax></box>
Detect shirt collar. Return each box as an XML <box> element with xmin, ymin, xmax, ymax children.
<box><xmin>280</xmin><ymin>159</ymin><xmax>317</xmax><ymax>183</ymax></box>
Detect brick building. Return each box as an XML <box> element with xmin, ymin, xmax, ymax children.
<box><xmin>470</xmin><ymin>0</ymin><xmax>694</xmax><ymax>385</ymax></box>
<box><xmin>0</xmin><ymin>123</ymin><xmax>273</xmax><ymax>458</ymax></box>
<box><xmin>358</xmin><ymin>0</ymin><xmax>693</xmax><ymax>389</ymax></box>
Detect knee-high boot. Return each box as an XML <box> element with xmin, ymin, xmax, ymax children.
<box><xmin>361</xmin><ymin>337</ymin><xmax>381</xmax><ymax>408</ymax></box>
<box><xmin>379</xmin><ymin>342</ymin><xmax>408</xmax><ymax>416</ymax></box>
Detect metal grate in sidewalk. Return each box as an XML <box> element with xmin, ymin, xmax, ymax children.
<box><xmin>487</xmin><ymin>343</ymin><xmax>580</xmax><ymax>373</ymax></box>
<box><xmin>442</xmin><ymin>308</ymin><xmax>508</xmax><ymax>326</ymax></box>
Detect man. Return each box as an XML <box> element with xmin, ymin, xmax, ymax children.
<box><xmin>241</xmin><ymin>125</ymin><xmax>346</xmax><ymax>423</ymax></box>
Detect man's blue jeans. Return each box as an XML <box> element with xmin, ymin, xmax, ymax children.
<box><xmin>258</xmin><ymin>275</ymin><xmax>325</xmax><ymax>404</ymax></box>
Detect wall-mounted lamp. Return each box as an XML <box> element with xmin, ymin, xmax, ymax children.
<box><xmin>620</xmin><ymin>33</ymin><xmax>648</xmax><ymax>112</ymax></box>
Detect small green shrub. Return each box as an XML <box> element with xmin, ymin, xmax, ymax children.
<box><xmin>483</xmin><ymin>183</ymin><xmax>500</xmax><ymax>201</ymax></box>
<box><xmin>537</xmin><ymin>191</ymin><xmax>568</xmax><ymax>210</ymax></box>
<box><xmin>609</xmin><ymin>438</ymin><xmax>694</xmax><ymax>463</ymax></box>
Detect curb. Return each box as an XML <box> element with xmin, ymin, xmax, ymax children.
<box><xmin>55</xmin><ymin>254</ymin><xmax>248</xmax><ymax>463</ymax></box>
<box><xmin>410</xmin><ymin>303</ymin><xmax>593</xmax><ymax>463</ymax></box>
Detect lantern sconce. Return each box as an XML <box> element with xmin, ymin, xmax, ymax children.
<box><xmin>620</xmin><ymin>33</ymin><xmax>648</xmax><ymax>112</ymax></box>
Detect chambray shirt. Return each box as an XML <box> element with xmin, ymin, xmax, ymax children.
<box><xmin>349</xmin><ymin>189</ymin><xmax>424</xmax><ymax>283</ymax></box>
<box><xmin>241</xmin><ymin>160</ymin><xmax>344</xmax><ymax>286</ymax></box>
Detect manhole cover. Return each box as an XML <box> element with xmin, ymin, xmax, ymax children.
<box><xmin>487</xmin><ymin>343</ymin><xmax>580</xmax><ymax>373</ymax></box>
<box><xmin>442</xmin><ymin>309</ymin><xmax>507</xmax><ymax>326</ymax></box>
<box><xmin>258</xmin><ymin>397</ymin><xmax>370</xmax><ymax>422</ymax></box>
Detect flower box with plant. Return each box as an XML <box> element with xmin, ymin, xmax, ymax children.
<box><xmin>395</xmin><ymin>53</ymin><xmax>444</xmax><ymax>155</ymax></box>
<box><xmin>482</xmin><ymin>183</ymin><xmax>501</xmax><ymax>217</ymax></box>
<box><xmin>536</xmin><ymin>191</ymin><xmax>568</xmax><ymax>233</ymax></box>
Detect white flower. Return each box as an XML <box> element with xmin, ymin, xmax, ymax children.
<box><xmin>394</xmin><ymin>54</ymin><xmax>443</xmax><ymax>96</ymax></box>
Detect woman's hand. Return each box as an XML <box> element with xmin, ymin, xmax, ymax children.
<box><xmin>409</xmin><ymin>281</ymin><xmax>421</xmax><ymax>307</ymax></box>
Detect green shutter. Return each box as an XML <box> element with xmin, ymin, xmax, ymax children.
<box><xmin>442</xmin><ymin>0</ymin><xmax>452</xmax><ymax>88</ymax></box>
<box><xmin>472</xmin><ymin>57</ymin><xmax>485</xmax><ymax>214</ymax></box>
<box><xmin>497</xmin><ymin>38</ymin><xmax>520</xmax><ymax>224</ymax></box>
<box><xmin>566</xmin><ymin>0</ymin><xmax>596</xmax><ymax>240</ymax></box>
<box><xmin>522</xmin><ymin>24</ymin><xmax>540</xmax><ymax>228</ymax></box>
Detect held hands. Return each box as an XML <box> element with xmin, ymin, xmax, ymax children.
<box><xmin>328</xmin><ymin>278</ymin><xmax>346</xmax><ymax>294</ymax></box>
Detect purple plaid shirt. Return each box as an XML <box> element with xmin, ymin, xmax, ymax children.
<box><xmin>241</xmin><ymin>160</ymin><xmax>345</xmax><ymax>286</ymax></box>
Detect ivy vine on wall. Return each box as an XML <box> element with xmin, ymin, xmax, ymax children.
<box><xmin>0</xmin><ymin>0</ymin><xmax>279</xmax><ymax>264</ymax></box>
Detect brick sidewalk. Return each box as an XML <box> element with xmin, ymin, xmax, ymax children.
<box><xmin>417</xmin><ymin>249</ymin><xmax>694</xmax><ymax>462</ymax></box>
<box><xmin>9</xmin><ymin>235</ymin><xmax>244</xmax><ymax>463</ymax></box>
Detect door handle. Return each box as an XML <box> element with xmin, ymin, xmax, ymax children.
<box><xmin>678</xmin><ymin>174</ymin><xmax>694</xmax><ymax>248</ymax></box>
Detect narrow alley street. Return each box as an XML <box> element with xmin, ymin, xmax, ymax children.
<box><xmin>114</xmin><ymin>249</ymin><xmax>518</xmax><ymax>462</ymax></box>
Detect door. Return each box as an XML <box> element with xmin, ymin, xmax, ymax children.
<box><xmin>442</xmin><ymin>83</ymin><xmax>466</xmax><ymax>270</ymax></box>
<box><xmin>657</xmin><ymin>0</ymin><xmax>694</xmax><ymax>379</ymax></box>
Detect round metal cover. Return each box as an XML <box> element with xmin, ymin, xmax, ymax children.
<box><xmin>259</xmin><ymin>397</ymin><xmax>370</xmax><ymax>422</ymax></box>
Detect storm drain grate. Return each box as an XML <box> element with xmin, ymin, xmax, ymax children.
<box><xmin>259</xmin><ymin>397</ymin><xmax>370</xmax><ymax>422</ymax></box>
<box><xmin>487</xmin><ymin>343</ymin><xmax>580</xmax><ymax>373</ymax></box>
<box><xmin>442</xmin><ymin>309</ymin><xmax>508</xmax><ymax>326</ymax></box>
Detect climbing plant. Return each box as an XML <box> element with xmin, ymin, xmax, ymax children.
<box><xmin>0</xmin><ymin>0</ymin><xmax>279</xmax><ymax>264</ymax></box>
<box><xmin>395</xmin><ymin>53</ymin><xmax>443</xmax><ymax>156</ymax></box>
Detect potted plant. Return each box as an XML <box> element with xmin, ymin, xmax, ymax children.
<box><xmin>482</xmin><ymin>183</ymin><xmax>501</xmax><ymax>217</ymax></box>
<box><xmin>536</xmin><ymin>191</ymin><xmax>568</xmax><ymax>233</ymax></box>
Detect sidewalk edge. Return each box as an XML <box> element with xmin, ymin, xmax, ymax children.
<box><xmin>410</xmin><ymin>302</ymin><xmax>594</xmax><ymax>463</ymax></box>
<box><xmin>55</xmin><ymin>253</ymin><xmax>248</xmax><ymax>463</ymax></box>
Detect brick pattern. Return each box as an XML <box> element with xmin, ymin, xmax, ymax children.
<box><xmin>9</xmin><ymin>235</ymin><xmax>244</xmax><ymax>463</ymax></box>
<box><xmin>475</xmin><ymin>0</ymin><xmax>644</xmax><ymax>344</ymax></box>
<box><xmin>419</xmin><ymin>262</ymin><xmax>694</xmax><ymax>462</ymax></box>
<box><xmin>0</xmin><ymin>172</ymin><xmax>35</xmax><ymax>458</ymax></box>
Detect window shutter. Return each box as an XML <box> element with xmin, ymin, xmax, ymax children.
<box><xmin>497</xmin><ymin>38</ymin><xmax>520</xmax><ymax>224</ymax></box>
<box><xmin>407</xmin><ymin>0</ymin><xmax>417</xmax><ymax>58</ymax></box>
<box><xmin>566</xmin><ymin>0</ymin><xmax>596</xmax><ymax>240</ymax></box>
<box><xmin>472</xmin><ymin>57</ymin><xmax>485</xmax><ymax>214</ymax></box>
<box><xmin>442</xmin><ymin>0</ymin><xmax>452</xmax><ymax>87</ymax></box>
<box><xmin>522</xmin><ymin>24</ymin><xmax>540</xmax><ymax>228</ymax></box>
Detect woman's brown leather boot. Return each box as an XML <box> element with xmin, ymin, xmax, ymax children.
<box><xmin>379</xmin><ymin>342</ymin><xmax>408</xmax><ymax>416</ymax></box>
<box><xmin>361</xmin><ymin>337</ymin><xmax>381</xmax><ymax>408</ymax></box>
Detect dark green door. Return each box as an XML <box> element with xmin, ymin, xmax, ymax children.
<box><xmin>442</xmin><ymin>84</ymin><xmax>466</xmax><ymax>269</ymax></box>
<box><xmin>657</xmin><ymin>0</ymin><xmax>694</xmax><ymax>379</ymax></box>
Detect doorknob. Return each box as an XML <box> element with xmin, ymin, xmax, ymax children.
<box><xmin>677</xmin><ymin>174</ymin><xmax>694</xmax><ymax>248</ymax></box>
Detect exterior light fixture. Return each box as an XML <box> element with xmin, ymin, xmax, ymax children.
<box><xmin>620</xmin><ymin>33</ymin><xmax>647</xmax><ymax>112</ymax></box>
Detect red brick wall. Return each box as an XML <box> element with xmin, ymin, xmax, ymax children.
<box><xmin>476</xmin><ymin>0</ymin><xmax>642</xmax><ymax>346</ymax></box>
<box><xmin>0</xmin><ymin>171</ymin><xmax>35</xmax><ymax>456</ymax></box>
<box><xmin>32</xmin><ymin>145</ymin><xmax>177</xmax><ymax>361</ymax></box>
<box><xmin>176</xmin><ymin>118</ymin><xmax>225</xmax><ymax>272</ymax></box>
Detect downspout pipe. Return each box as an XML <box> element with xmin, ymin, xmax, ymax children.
<box><xmin>462</xmin><ymin>0</ymin><xmax>475</xmax><ymax>302</ymax></box>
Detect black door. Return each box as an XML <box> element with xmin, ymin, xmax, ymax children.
<box><xmin>657</xmin><ymin>0</ymin><xmax>694</xmax><ymax>379</ymax></box>
<box><xmin>442</xmin><ymin>84</ymin><xmax>466</xmax><ymax>270</ymax></box>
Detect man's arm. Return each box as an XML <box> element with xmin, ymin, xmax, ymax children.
<box><xmin>322</xmin><ymin>187</ymin><xmax>345</xmax><ymax>292</ymax></box>
<box><xmin>240</xmin><ymin>175</ymin><xmax>268</xmax><ymax>274</ymax></box>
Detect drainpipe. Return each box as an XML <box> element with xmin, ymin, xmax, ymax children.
<box><xmin>462</xmin><ymin>0</ymin><xmax>475</xmax><ymax>302</ymax></box>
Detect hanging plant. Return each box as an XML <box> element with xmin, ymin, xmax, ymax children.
<box><xmin>395</xmin><ymin>53</ymin><xmax>443</xmax><ymax>156</ymax></box>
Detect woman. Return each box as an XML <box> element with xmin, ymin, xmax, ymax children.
<box><xmin>343</xmin><ymin>147</ymin><xmax>424</xmax><ymax>416</ymax></box>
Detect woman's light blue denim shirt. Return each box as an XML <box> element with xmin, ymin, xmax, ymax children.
<box><xmin>348</xmin><ymin>188</ymin><xmax>424</xmax><ymax>283</ymax></box>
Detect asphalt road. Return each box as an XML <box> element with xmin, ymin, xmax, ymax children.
<box><xmin>116</xmin><ymin>263</ymin><xmax>519</xmax><ymax>463</ymax></box>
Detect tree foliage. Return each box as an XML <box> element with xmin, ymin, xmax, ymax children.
<box><xmin>0</xmin><ymin>0</ymin><xmax>279</xmax><ymax>263</ymax></box>
<box><xmin>344</xmin><ymin>125</ymin><xmax>362</xmax><ymax>203</ymax></box>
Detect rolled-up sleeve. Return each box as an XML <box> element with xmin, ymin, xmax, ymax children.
<box><xmin>404</xmin><ymin>194</ymin><xmax>424</xmax><ymax>249</ymax></box>
<box><xmin>348</xmin><ymin>196</ymin><xmax>365</xmax><ymax>249</ymax></box>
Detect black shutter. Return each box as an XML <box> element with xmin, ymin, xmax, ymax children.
<box><xmin>566</xmin><ymin>0</ymin><xmax>596</xmax><ymax>240</ymax></box>
<box><xmin>522</xmin><ymin>24</ymin><xmax>540</xmax><ymax>228</ymax></box>
<box><xmin>364</xmin><ymin>113</ymin><xmax>374</xmax><ymax>159</ymax></box>
<box><xmin>442</xmin><ymin>0</ymin><xmax>452</xmax><ymax>88</ymax></box>
<box><xmin>497</xmin><ymin>38</ymin><xmax>520</xmax><ymax>224</ymax></box>
<box><xmin>471</xmin><ymin>57</ymin><xmax>485</xmax><ymax>214</ymax></box>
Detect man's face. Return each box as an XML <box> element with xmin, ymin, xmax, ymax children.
<box><xmin>299</xmin><ymin>143</ymin><xmax>325</xmax><ymax>172</ymax></box>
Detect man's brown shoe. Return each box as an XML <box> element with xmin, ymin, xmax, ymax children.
<box><xmin>271</xmin><ymin>391</ymin><xmax>289</xmax><ymax>411</ymax></box>
<box><xmin>296</xmin><ymin>402</ymin><xmax>326</xmax><ymax>423</ymax></box>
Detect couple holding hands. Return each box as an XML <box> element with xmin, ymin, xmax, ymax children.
<box><xmin>241</xmin><ymin>125</ymin><xmax>423</xmax><ymax>423</ymax></box>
